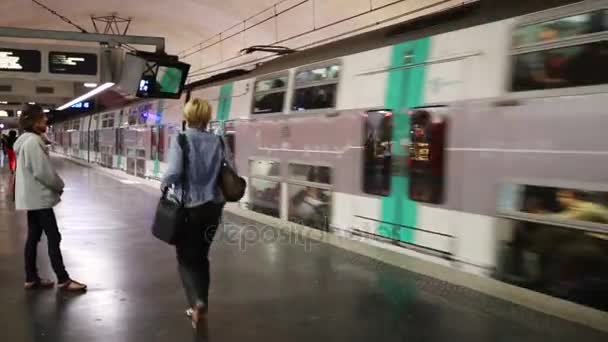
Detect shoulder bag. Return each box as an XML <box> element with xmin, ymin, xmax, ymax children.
<box><xmin>151</xmin><ymin>133</ymin><xmax>189</xmax><ymax>245</ymax></box>
<box><xmin>218</xmin><ymin>136</ymin><xmax>246</xmax><ymax>202</ymax></box>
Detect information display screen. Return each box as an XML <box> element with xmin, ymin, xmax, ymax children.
<box><xmin>49</xmin><ymin>51</ymin><xmax>98</xmax><ymax>75</ymax></box>
<box><xmin>136</xmin><ymin>62</ymin><xmax>189</xmax><ymax>99</ymax></box>
<box><xmin>0</xmin><ymin>48</ymin><xmax>41</xmax><ymax>72</ymax></box>
<box><xmin>71</xmin><ymin>101</ymin><xmax>93</xmax><ymax>109</ymax></box>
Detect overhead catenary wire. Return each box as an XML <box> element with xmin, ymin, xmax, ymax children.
<box><xmin>185</xmin><ymin>0</ymin><xmax>422</xmax><ymax>79</ymax></box>
<box><xmin>182</xmin><ymin>0</ymin><xmax>409</xmax><ymax>65</ymax></box>
<box><xmin>179</xmin><ymin>0</ymin><xmax>308</xmax><ymax>60</ymax></box>
<box><xmin>30</xmin><ymin>0</ymin><xmax>89</xmax><ymax>33</ymax></box>
<box><xmin>177</xmin><ymin>0</ymin><xmax>297</xmax><ymax>57</ymax></box>
<box><xmin>186</xmin><ymin>0</ymin><xmax>452</xmax><ymax>81</ymax></box>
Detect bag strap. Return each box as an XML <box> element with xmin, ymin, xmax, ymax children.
<box><xmin>177</xmin><ymin>133</ymin><xmax>189</xmax><ymax>207</ymax></box>
<box><xmin>217</xmin><ymin>134</ymin><xmax>235</xmax><ymax>169</ymax></box>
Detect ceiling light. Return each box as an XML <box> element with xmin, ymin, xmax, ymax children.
<box><xmin>0</xmin><ymin>101</ymin><xmax>7</xmax><ymax>105</ymax></box>
<box><xmin>57</xmin><ymin>82</ymin><xmax>114</xmax><ymax>111</ymax></box>
<box><xmin>28</xmin><ymin>102</ymin><xmax>36</xmax><ymax>105</ymax></box>
<box><xmin>17</xmin><ymin>110</ymin><xmax>22</xmax><ymax>115</ymax></box>
<box><xmin>84</xmin><ymin>82</ymin><xmax>98</xmax><ymax>88</ymax></box>
<box><xmin>43</xmin><ymin>109</ymin><xmax>50</xmax><ymax>113</ymax></box>
<box><xmin>0</xmin><ymin>110</ymin><xmax>7</xmax><ymax>117</ymax></box>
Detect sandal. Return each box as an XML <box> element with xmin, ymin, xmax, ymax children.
<box><xmin>58</xmin><ymin>280</ymin><xmax>87</xmax><ymax>292</ymax></box>
<box><xmin>189</xmin><ymin>305</ymin><xmax>207</xmax><ymax>329</ymax></box>
<box><xmin>24</xmin><ymin>278</ymin><xmax>54</xmax><ymax>290</ymax></box>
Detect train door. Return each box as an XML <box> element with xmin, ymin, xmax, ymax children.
<box><xmin>150</xmin><ymin>125</ymin><xmax>163</xmax><ymax>179</ymax></box>
<box><xmin>223</xmin><ymin>120</ymin><xmax>236</xmax><ymax>158</ymax></box>
<box><xmin>116</xmin><ymin>127</ymin><xmax>125</xmax><ymax>170</ymax></box>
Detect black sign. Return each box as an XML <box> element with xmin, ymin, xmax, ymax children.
<box><xmin>0</xmin><ymin>48</ymin><xmax>41</xmax><ymax>73</ymax></box>
<box><xmin>49</xmin><ymin>51</ymin><xmax>97</xmax><ymax>75</ymax></box>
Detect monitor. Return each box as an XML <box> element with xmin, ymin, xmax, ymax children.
<box><xmin>136</xmin><ymin>60</ymin><xmax>189</xmax><ymax>99</ymax></box>
<box><xmin>49</xmin><ymin>51</ymin><xmax>98</xmax><ymax>75</ymax></box>
<box><xmin>0</xmin><ymin>48</ymin><xmax>41</xmax><ymax>73</ymax></box>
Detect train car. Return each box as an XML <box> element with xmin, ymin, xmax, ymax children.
<box><xmin>50</xmin><ymin>0</ymin><xmax>608</xmax><ymax>311</ymax></box>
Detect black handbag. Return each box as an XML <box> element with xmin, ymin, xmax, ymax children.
<box><xmin>151</xmin><ymin>133</ymin><xmax>189</xmax><ymax>245</ymax></box>
<box><xmin>218</xmin><ymin>137</ymin><xmax>246</xmax><ymax>202</ymax></box>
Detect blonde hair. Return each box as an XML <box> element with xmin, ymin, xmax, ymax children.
<box><xmin>183</xmin><ymin>98</ymin><xmax>212</xmax><ymax>128</ymax></box>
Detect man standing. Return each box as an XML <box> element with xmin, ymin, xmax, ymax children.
<box><xmin>14</xmin><ymin>104</ymin><xmax>86</xmax><ymax>291</ymax></box>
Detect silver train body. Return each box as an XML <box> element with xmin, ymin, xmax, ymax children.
<box><xmin>49</xmin><ymin>1</ymin><xmax>608</xmax><ymax>311</ymax></box>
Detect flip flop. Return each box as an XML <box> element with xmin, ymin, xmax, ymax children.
<box><xmin>24</xmin><ymin>278</ymin><xmax>55</xmax><ymax>290</ymax></box>
<box><xmin>58</xmin><ymin>280</ymin><xmax>87</xmax><ymax>292</ymax></box>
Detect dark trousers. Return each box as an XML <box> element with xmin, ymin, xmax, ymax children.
<box><xmin>176</xmin><ymin>202</ymin><xmax>223</xmax><ymax>308</ymax></box>
<box><xmin>25</xmin><ymin>209</ymin><xmax>70</xmax><ymax>284</ymax></box>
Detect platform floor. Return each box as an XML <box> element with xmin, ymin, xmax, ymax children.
<box><xmin>0</xmin><ymin>157</ymin><xmax>606</xmax><ymax>342</ymax></box>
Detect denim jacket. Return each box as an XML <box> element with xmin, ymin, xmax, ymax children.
<box><xmin>161</xmin><ymin>128</ymin><xmax>226</xmax><ymax>207</ymax></box>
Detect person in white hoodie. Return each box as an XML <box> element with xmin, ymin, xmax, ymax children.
<box><xmin>14</xmin><ymin>104</ymin><xmax>86</xmax><ymax>292</ymax></box>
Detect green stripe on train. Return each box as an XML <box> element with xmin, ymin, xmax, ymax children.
<box><xmin>217</xmin><ymin>83</ymin><xmax>234</xmax><ymax>122</ymax></box>
<box><xmin>380</xmin><ymin>38</ymin><xmax>430</xmax><ymax>243</ymax></box>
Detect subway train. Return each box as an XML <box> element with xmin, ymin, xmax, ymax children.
<box><xmin>49</xmin><ymin>1</ymin><xmax>608</xmax><ymax>310</ymax></box>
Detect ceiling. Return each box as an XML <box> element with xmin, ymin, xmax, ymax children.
<box><xmin>0</xmin><ymin>0</ymin><xmax>280</xmax><ymax>55</ymax></box>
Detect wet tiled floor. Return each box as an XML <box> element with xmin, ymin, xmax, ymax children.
<box><xmin>0</xmin><ymin>157</ymin><xmax>606</xmax><ymax>341</ymax></box>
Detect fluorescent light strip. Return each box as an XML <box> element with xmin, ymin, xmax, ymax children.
<box><xmin>57</xmin><ymin>82</ymin><xmax>114</xmax><ymax>111</ymax></box>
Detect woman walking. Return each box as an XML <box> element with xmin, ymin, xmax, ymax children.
<box><xmin>161</xmin><ymin>98</ymin><xmax>226</xmax><ymax>328</ymax></box>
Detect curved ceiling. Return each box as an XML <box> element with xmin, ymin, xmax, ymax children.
<box><xmin>1</xmin><ymin>0</ymin><xmax>471</xmax><ymax>80</ymax></box>
<box><xmin>0</xmin><ymin>0</ymin><xmax>278</xmax><ymax>54</ymax></box>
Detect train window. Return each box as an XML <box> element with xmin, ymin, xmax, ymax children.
<box><xmin>407</xmin><ymin>109</ymin><xmax>446</xmax><ymax>204</ymax></box>
<box><xmin>511</xmin><ymin>41</ymin><xmax>608</xmax><ymax>91</ymax></box>
<box><xmin>252</xmin><ymin>74</ymin><xmax>288</xmax><ymax>114</ymax></box>
<box><xmin>249</xmin><ymin>159</ymin><xmax>280</xmax><ymax>178</ymax></box>
<box><xmin>128</xmin><ymin>109</ymin><xmax>138</xmax><ymax>126</ymax></box>
<box><xmin>72</xmin><ymin>120</ymin><xmax>80</xmax><ymax>131</ymax></box>
<box><xmin>498</xmin><ymin>182</ymin><xmax>608</xmax><ymax>227</ymax></box>
<box><xmin>295</xmin><ymin>64</ymin><xmax>340</xmax><ymax>85</ymax></box>
<box><xmin>288</xmin><ymin>185</ymin><xmax>331</xmax><ymax>231</ymax></box>
<box><xmin>287</xmin><ymin>163</ymin><xmax>332</xmax><ymax>231</ymax></box>
<box><xmin>249</xmin><ymin>178</ymin><xmax>281</xmax><ymax>218</ymax></box>
<box><xmin>292</xmin><ymin>63</ymin><xmax>340</xmax><ymax>112</ymax></box>
<box><xmin>101</xmin><ymin>113</ymin><xmax>115</xmax><ymax>128</ymax></box>
<box><xmin>362</xmin><ymin>110</ymin><xmax>393</xmax><ymax>197</ymax></box>
<box><xmin>289</xmin><ymin>164</ymin><xmax>331</xmax><ymax>185</ymax></box>
<box><xmin>512</xmin><ymin>12</ymin><xmax>602</xmax><ymax>48</ymax></box>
